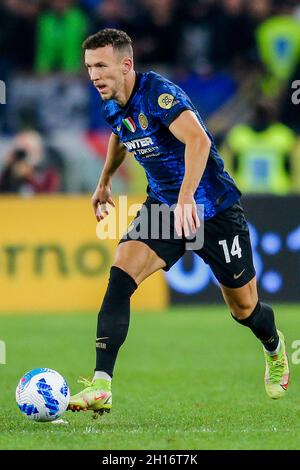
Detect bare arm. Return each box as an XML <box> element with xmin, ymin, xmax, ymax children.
<box><xmin>92</xmin><ymin>132</ymin><xmax>128</xmax><ymax>221</ymax></box>
<box><xmin>169</xmin><ymin>110</ymin><xmax>211</xmax><ymax>236</ymax></box>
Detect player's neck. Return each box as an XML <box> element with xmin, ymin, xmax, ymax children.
<box><xmin>115</xmin><ymin>70</ymin><xmax>136</xmax><ymax>107</ymax></box>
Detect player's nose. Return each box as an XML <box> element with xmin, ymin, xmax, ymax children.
<box><xmin>90</xmin><ymin>67</ymin><xmax>101</xmax><ymax>82</ymax></box>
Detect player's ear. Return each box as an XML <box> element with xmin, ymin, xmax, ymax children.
<box><xmin>121</xmin><ymin>57</ymin><xmax>133</xmax><ymax>75</ymax></box>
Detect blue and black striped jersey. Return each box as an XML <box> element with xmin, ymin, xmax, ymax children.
<box><xmin>100</xmin><ymin>71</ymin><xmax>241</xmax><ymax>219</ymax></box>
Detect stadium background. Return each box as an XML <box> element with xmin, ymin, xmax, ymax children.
<box><xmin>0</xmin><ymin>0</ymin><xmax>300</xmax><ymax>312</ymax></box>
<box><xmin>1</xmin><ymin>0</ymin><xmax>300</xmax><ymax>451</ymax></box>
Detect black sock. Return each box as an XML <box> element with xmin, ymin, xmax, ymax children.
<box><xmin>95</xmin><ymin>266</ymin><xmax>137</xmax><ymax>376</ymax></box>
<box><xmin>232</xmin><ymin>301</ymin><xmax>279</xmax><ymax>352</ymax></box>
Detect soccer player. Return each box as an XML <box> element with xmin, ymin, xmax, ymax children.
<box><xmin>68</xmin><ymin>29</ymin><xmax>289</xmax><ymax>414</ymax></box>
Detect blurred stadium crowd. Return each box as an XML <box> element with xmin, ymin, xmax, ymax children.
<box><xmin>0</xmin><ymin>0</ymin><xmax>299</xmax><ymax>195</ymax></box>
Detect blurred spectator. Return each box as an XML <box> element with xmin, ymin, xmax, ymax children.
<box><xmin>0</xmin><ymin>1</ymin><xmax>40</xmax><ymax>133</ymax></box>
<box><xmin>255</xmin><ymin>3</ymin><xmax>300</xmax><ymax>97</ymax></box>
<box><xmin>35</xmin><ymin>0</ymin><xmax>88</xmax><ymax>74</ymax></box>
<box><xmin>132</xmin><ymin>0</ymin><xmax>181</xmax><ymax>67</ymax></box>
<box><xmin>241</xmin><ymin>0</ymin><xmax>273</xmax><ymax>68</ymax></box>
<box><xmin>223</xmin><ymin>100</ymin><xmax>297</xmax><ymax>194</ymax></box>
<box><xmin>0</xmin><ymin>131</ymin><xmax>64</xmax><ymax>194</ymax></box>
<box><xmin>0</xmin><ymin>0</ymin><xmax>40</xmax><ymax>73</ymax></box>
<box><xmin>209</xmin><ymin>0</ymin><xmax>256</xmax><ymax>72</ymax></box>
<box><xmin>246</xmin><ymin>0</ymin><xmax>273</xmax><ymax>26</ymax></box>
<box><xmin>176</xmin><ymin>0</ymin><xmax>215</xmax><ymax>72</ymax></box>
<box><xmin>88</xmin><ymin>0</ymin><xmax>131</xmax><ymax>32</ymax></box>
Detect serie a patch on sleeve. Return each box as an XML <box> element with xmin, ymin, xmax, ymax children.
<box><xmin>157</xmin><ymin>93</ymin><xmax>174</xmax><ymax>109</ymax></box>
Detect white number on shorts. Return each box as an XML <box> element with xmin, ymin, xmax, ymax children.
<box><xmin>218</xmin><ymin>235</ymin><xmax>242</xmax><ymax>264</ymax></box>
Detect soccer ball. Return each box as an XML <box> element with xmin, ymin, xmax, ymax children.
<box><xmin>16</xmin><ymin>368</ymin><xmax>70</xmax><ymax>422</ymax></box>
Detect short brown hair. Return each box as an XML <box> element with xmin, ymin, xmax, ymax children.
<box><xmin>82</xmin><ymin>28</ymin><xmax>133</xmax><ymax>56</ymax></box>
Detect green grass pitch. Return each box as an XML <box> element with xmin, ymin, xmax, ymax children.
<box><xmin>0</xmin><ymin>305</ymin><xmax>300</xmax><ymax>450</ymax></box>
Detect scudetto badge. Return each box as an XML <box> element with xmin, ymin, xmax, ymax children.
<box><xmin>138</xmin><ymin>113</ymin><xmax>148</xmax><ymax>130</ymax></box>
<box><xmin>158</xmin><ymin>93</ymin><xmax>174</xmax><ymax>109</ymax></box>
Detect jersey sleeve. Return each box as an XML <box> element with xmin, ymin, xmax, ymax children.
<box><xmin>148</xmin><ymin>76</ymin><xmax>194</xmax><ymax>127</ymax></box>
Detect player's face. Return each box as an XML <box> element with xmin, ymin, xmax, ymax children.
<box><xmin>85</xmin><ymin>46</ymin><xmax>126</xmax><ymax>101</ymax></box>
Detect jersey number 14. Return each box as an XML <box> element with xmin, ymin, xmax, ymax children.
<box><xmin>219</xmin><ymin>235</ymin><xmax>242</xmax><ymax>263</ymax></box>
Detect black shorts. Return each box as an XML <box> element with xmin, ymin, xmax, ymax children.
<box><xmin>119</xmin><ymin>198</ymin><xmax>256</xmax><ymax>288</ymax></box>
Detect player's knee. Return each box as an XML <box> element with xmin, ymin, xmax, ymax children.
<box><xmin>112</xmin><ymin>261</ymin><xmax>137</xmax><ymax>282</ymax></box>
<box><xmin>114</xmin><ymin>241</ymin><xmax>164</xmax><ymax>283</ymax></box>
<box><xmin>230</xmin><ymin>299</ymin><xmax>257</xmax><ymax>320</ymax></box>
<box><xmin>114</xmin><ymin>243</ymin><xmax>149</xmax><ymax>282</ymax></box>
<box><xmin>224</xmin><ymin>278</ymin><xmax>258</xmax><ymax>320</ymax></box>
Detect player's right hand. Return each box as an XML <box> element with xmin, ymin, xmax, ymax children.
<box><xmin>91</xmin><ymin>184</ymin><xmax>115</xmax><ymax>222</ymax></box>
<box><xmin>174</xmin><ymin>194</ymin><xmax>200</xmax><ymax>238</ymax></box>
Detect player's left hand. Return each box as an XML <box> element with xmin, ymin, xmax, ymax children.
<box><xmin>174</xmin><ymin>194</ymin><xmax>200</xmax><ymax>238</ymax></box>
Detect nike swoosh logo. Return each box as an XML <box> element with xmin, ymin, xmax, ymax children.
<box><xmin>233</xmin><ymin>268</ymin><xmax>245</xmax><ymax>280</ymax></box>
<box><xmin>94</xmin><ymin>392</ymin><xmax>109</xmax><ymax>401</ymax></box>
<box><xmin>96</xmin><ymin>337</ymin><xmax>109</xmax><ymax>341</ymax></box>
<box><xmin>280</xmin><ymin>382</ymin><xmax>289</xmax><ymax>390</ymax></box>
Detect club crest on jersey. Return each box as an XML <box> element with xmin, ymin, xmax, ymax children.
<box><xmin>138</xmin><ymin>113</ymin><xmax>148</xmax><ymax>130</ymax></box>
<box><xmin>158</xmin><ymin>93</ymin><xmax>174</xmax><ymax>109</ymax></box>
<box><xmin>122</xmin><ymin>117</ymin><xmax>136</xmax><ymax>132</ymax></box>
